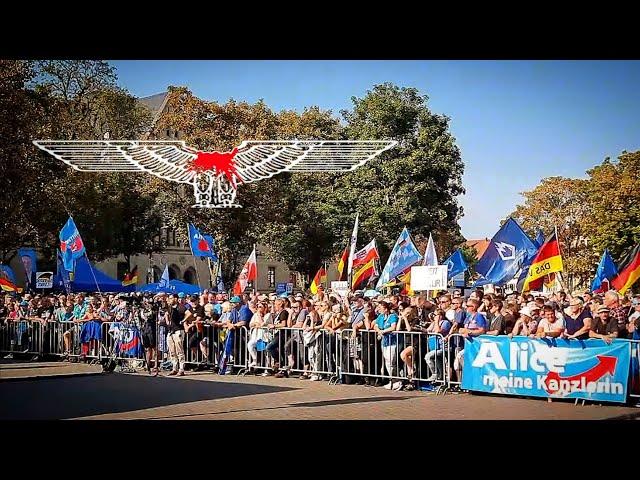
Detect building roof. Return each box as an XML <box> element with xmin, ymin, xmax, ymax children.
<box><xmin>464</xmin><ymin>238</ymin><xmax>490</xmax><ymax>259</ymax></box>
<box><xmin>137</xmin><ymin>92</ymin><xmax>169</xmax><ymax>132</ymax></box>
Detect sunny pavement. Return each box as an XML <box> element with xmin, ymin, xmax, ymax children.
<box><xmin>1</xmin><ymin>362</ymin><xmax>638</xmax><ymax>420</ymax></box>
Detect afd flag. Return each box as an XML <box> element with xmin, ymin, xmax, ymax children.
<box><xmin>462</xmin><ymin>336</ymin><xmax>630</xmax><ymax>403</ymax></box>
<box><xmin>474</xmin><ymin>218</ymin><xmax>538</xmax><ymax>286</ymax></box>
<box><xmin>188</xmin><ymin>223</ymin><xmax>217</xmax><ymax>260</ymax></box>
<box><xmin>591</xmin><ymin>249</ymin><xmax>619</xmax><ymax>293</ymax></box>
<box><xmin>534</xmin><ymin>229</ymin><xmax>545</xmax><ymax>248</ymax></box>
<box><xmin>17</xmin><ymin>248</ymin><xmax>38</xmax><ymax>287</ymax></box>
<box><xmin>376</xmin><ymin>227</ymin><xmax>422</xmax><ymax>289</ymax></box>
<box><xmin>59</xmin><ymin>217</ymin><xmax>86</xmax><ymax>272</ymax></box>
<box><xmin>444</xmin><ymin>249</ymin><xmax>468</xmax><ymax>278</ymax></box>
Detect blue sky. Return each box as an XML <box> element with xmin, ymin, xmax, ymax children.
<box><xmin>110</xmin><ymin>60</ymin><xmax>640</xmax><ymax>240</ymax></box>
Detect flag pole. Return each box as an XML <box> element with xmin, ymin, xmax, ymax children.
<box><xmin>253</xmin><ymin>244</ymin><xmax>257</xmax><ymax>296</ymax></box>
<box><xmin>186</xmin><ymin>223</ymin><xmax>202</xmax><ymax>290</ymax></box>
<box><xmin>554</xmin><ymin>225</ymin><xmax>568</xmax><ymax>293</ymax></box>
<box><xmin>84</xmin><ymin>251</ymin><xmax>101</xmax><ymax>295</ymax></box>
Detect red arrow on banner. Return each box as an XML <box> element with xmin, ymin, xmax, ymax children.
<box><xmin>544</xmin><ymin>355</ymin><xmax>617</xmax><ymax>394</ymax></box>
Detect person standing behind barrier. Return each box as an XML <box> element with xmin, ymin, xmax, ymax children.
<box><xmin>345</xmin><ymin>292</ymin><xmax>366</xmax><ymax>381</ymax></box>
<box><xmin>535</xmin><ymin>305</ymin><xmax>566</xmax><ymax>339</ymax></box>
<box><xmin>166</xmin><ymin>294</ymin><xmax>187</xmax><ymax>376</ymax></box>
<box><xmin>279</xmin><ymin>299</ymin><xmax>308</xmax><ymax>377</ymax></box>
<box><xmin>509</xmin><ymin>307</ymin><xmax>537</xmax><ymax>339</ymax></box>
<box><xmin>424</xmin><ymin>308</ymin><xmax>452</xmax><ymax>383</ymax></box>
<box><xmin>453</xmin><ymin>298</ymin><xmax>486</xmax><ymax>382</ymax></box>
<box><xmin>396</xmin><ymin>306</ymin><xmax>422</xmax><ymax>390</ymax></box>
<box><xmin>248</xmin><ymin>301</ymin><xmax>269</xmax><ymax>368</ymax></box>
<box><xmin>57</xmin><ymin>302</ymin><xmax>75</xmax><ymax>358</ymax></box>
<box><xmin>264</xmin><ymin>298</ymin><xmax>289</xmax><ymax>376</ymax></box>
<box><xmin>373</xmin><ymin>301</ymin><xmax>399</xmax><ymax>390</ymax></box>
<box><xmin>589</xmin><ymin>306</ymin><xmax>618</xmax><ymax>344</ymax></box>
<box><xmin>302</xmin><ymin>301</ymin><xmax>324</xmax><ymax>380</ymax></box>
<box><xmin>486</xmin><ymin>300</ymin><xmax>505</xmax><ymax>336</ymax></box>
<box><xmin>604</xmin><ymin>291</ymin><xmax>629</xmax><ymax>339</ymax></box>
<box><xmin>140</xmin><ymin>298</ymin><xmax>159</xmax><ymax>375</ymax></box>
<box><xmin>562</xmin><ymin>298</ymin><xmax>591</xmax><ymax>340</ymax></box>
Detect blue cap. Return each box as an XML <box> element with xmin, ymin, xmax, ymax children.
<box><xmin>178</xmin><ymin>292</ymin><xmax>186</xmax><ymax>298</ymax></box>
<box><xmin>230</xmin><ymin>296</ymin><xmax>241</xmax><ymax>303</ymax></box>
<box><xmin>278</xmin><ymin>292</ymin><xmax>289</xmax><ymax>298</ymax></box>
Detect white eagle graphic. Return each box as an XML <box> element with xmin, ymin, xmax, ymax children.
<box><xmin>32</xmin><ymin>140</ymin><xmax>397</xmax><ymax>208</ymax></box>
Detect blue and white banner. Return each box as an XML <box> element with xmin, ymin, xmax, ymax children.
<box><xmin>462</xmin><ymin>336</ymin><xmax>630</xmax><ymax>403</ymax></box>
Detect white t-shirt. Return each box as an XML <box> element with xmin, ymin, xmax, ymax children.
<box><xmin>537</xmin><ymin>317</ymin><xmax>566</xmax><ymax>333</ymax></box>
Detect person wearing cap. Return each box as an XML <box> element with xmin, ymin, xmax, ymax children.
<box><xmin>589</xmin><ymin>306</ymin><xmax>618</xmax><ymax>344</ymax></box>
<box><xmin>219</xmin><ymin>296</ymin><xmax>249</xmax><ymax>373</ymax></box>
<box><xmin>509</xmin><ymin>306</ymin><xmax>537</xmax><ymax>338</ymax></box>
<box><xmin>562</xmin><ymin>297</ymin><xmax>592</xmax><ymax>340</ymax></box>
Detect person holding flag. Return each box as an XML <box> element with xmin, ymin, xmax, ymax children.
<box><xmin>233</xmin><ymin>247</ymin><xmax>257</xmax><ymax>295</ymax></box>
<box><xmin>310</xmin><ymin>266</ymin><xmax>327</xmax><ymax>295</ymax></box>
<box><xmin>59</xmin><ymin>217</ymin><xmax>86</xmax><ymax>275</ymax></box>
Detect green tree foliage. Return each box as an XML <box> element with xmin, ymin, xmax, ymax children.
<box><xmin>586</xmin><ymin>151</ymin><xmax>640</xmax><ymax>262</ymax></box>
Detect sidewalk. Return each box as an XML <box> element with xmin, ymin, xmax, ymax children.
<box><xmin>0</xmin><ymin>359</ymin><xmax>102</xmax><ymax>381</ymax></box>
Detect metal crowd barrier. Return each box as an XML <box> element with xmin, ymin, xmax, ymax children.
<box><xmin>241</xmin><ymin>326</ymin><xmax>339</xmax><ymax>381</ymax></box>
<box><xmin>337</xmin><ymin>329</ymin><xmax>447</xmax><ymax>392</ymax></box>
<box><xmin>445</xmin><ymin>333</ymin><xmax>467</xmax><ymax>393</ymax></box>
<box><xmin>4</xmin><ymin>316</ymin><xmax>640</xmax><ymax>404</ymax></box>
<box><xmin>0</xmin><ymin>319</ymin><xmax>43</xmax><ymax>357</ymax></box>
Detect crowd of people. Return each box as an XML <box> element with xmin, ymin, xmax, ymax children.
<box><xmin>1</xmin><ymin>285</ymin><xmax>639</xmax><ymax>392</ymax></box>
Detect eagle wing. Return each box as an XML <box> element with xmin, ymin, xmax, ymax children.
<box><xmin>32</xmin><ymin>140</ymin><xmax>198</xmax><ymax>184</ymax></box>
<box><xmin>234</xmin><ymin>140</ymin><xmax>397</xmax><ymax>183</ymax></box>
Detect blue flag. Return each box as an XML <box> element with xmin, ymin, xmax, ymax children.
<box><xmin>59</xmin><ymin>217</ymin><xmax>86</xmax><ymax>273</ymax></box>
<box><xmin>591</xmin><ymin>249</ymin><xmax>619</xmax><ymax>293</ymax></box>
<box><xmin>188</xmin><ymin>223</ymin><xmax>217</xmax><ymax>259</ymax></box>
<box><xmin>376</xmin><ymin>227</ymin><xmax>422</xmax><ymax>289</ymax></box>
<box><xmin>158</xmin><ymin>265</ymin><xmax>170</xmax><ymax>288</ymax></box>
<box><xmin>534</xmin><ymin>229</ymin><xmax>545</xmax><ymax>248</ymax></box>
<box><xmin>474</xmin><ymin>218</ymin><xmax>538</xmax><ymax>286</ymax></box>
<box><xmin>444</xmin><ymin>249</ymin><xmax>468</xmax><ymax>278</ymax></box>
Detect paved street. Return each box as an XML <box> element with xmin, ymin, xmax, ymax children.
<box><xmin>1</xmin><ymin>361</ymin><xmax>639</xmax><ymax>420</ymax></box>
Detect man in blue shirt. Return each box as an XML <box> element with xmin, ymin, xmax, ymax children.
<box><xmin>453</xmin><ymin>298</ymin><xmax>487</xmax><ymax>382</ymax></box>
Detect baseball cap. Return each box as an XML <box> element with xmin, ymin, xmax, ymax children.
<box><xmin>177</xmin><ymin>292</ymin><xmax>185</xmax><ymax>299</ymax></box>
<box><xmin>353</xmin><ymin>290</ymin><xmax>365</xmax><ymax>299</ymax></box>
<box><xmin>230</xmin><ymin>296</ymin><xmax>241</xmax><ymax>303</ymax></box>
<box><xmin>257</xmin><ymin>294</ymin><xmax>268</xmax><ymax>302</ymax></box>
<box><xmin>631</xmin><ymin>298</ymin><xmax>640</xmax><ymax>306</ymax></box>
<box><xmin>294</xmin><ymin>293</ymin><xmax>304</xmax><ymax>299</ymax></box>
<box><xmin>597</xmin><ymin>306</ymin><xmax>610</xmax><ymax>314</ymax></box>
<box><xmin>519</xmin><ymin>306</ymin><xmax>533</xmax><ymax>317</ymax></box>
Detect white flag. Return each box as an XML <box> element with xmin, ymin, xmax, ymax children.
<box><xmin>347</xmin><ymin>213</ymin><xmax>359</xmax><ymax>275</ymax></box>
<box><xmin>422</xmin><ymin>233</ymin><xmax>438</xmax><ymax>266</ymax></box>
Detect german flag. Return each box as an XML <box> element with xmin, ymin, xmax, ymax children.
<box><xmin>310</xmin><ymin>267</ymin><xmax>327</xmax><ymax>295</ymax></box>
<box><xmin>352</xmin><ymin>258</ymin><xmax>377</xmax><ymax>290</ymax></box>
<box><xmin>337</xmin><ymin>246</ymin><xmax>349</xmax><ymax>281</ymax></box>
<box><xmin>611</xmin><ymin>244</ymin><xmax>640</xmax><ymax>295</ymax></box>
<box><xmin>522</xmin><ymin>231</ymin><xmax>563</xmax><ymax>292</ymax></box>
<box><xmin>0</xmin><ymin>277</ymin><xmax>23</xmax><ymax>293</ymax></box>
<box><xmin>122</xmin><ymin>265</ymin><xmax>139</xmax><ymax>286</ymax></box>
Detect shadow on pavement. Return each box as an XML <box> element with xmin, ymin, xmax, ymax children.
<box><xmin>0</xmin><ymin>373</ymin><xmax>295</xmax><ymax>420</ymax></box>
<box><xmin>145</xmin><ymin>395</ymin><xmax>414</xmax><ymax>419</ymax></box>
